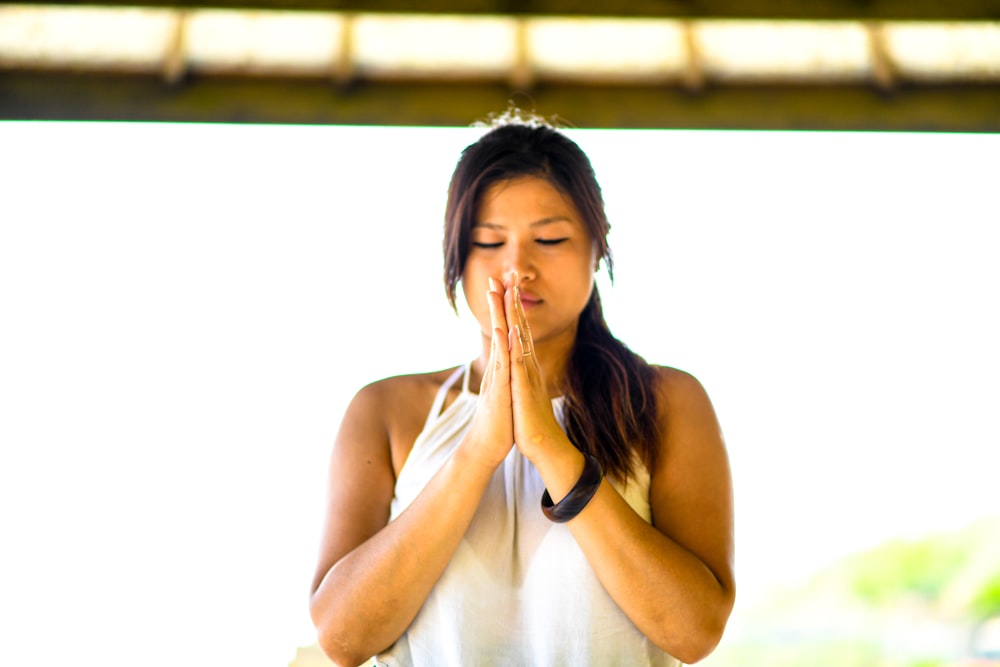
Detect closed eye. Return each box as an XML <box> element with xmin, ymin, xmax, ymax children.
<box><xmin>471</xmin><ymin>241</ymin><xmax>503</xmax><ymax>249</ymax></box>
<box><xmin>537</xmin><ymin>238</ymin><xmax>569</xmax><ymax>246</ymax></box>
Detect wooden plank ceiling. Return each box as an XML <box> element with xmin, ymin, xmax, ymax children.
<box><xmin>2</xmin><ymin>0</ymin><xmax>999</xmax><ymax>130</ymax></box>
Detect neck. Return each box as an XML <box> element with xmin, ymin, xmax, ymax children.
<box><xmin>472</xmin><ymin>323</ymin><xmax>577</xmax><ymax>398</ymax></box>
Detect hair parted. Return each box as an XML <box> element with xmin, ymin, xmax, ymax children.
<box><xmin>442</xmin><ymin>109</ymin><xmax>663</xmax><ymax>482</ymax></box>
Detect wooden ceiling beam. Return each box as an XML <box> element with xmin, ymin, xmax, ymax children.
<box><xmin>19</xmin><ymin>0</ymin><xmax>1000</xmax><ymax>20</ymax></box>
<box><xmin>4</xmin><ymin>72</ymin><xmax>1000</xmax><ymax>132</ymax></box>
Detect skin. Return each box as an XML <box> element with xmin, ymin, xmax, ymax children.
<box><xmin>309</xmin><ymin>176</ymin><xmax>736</xmax><ymax>666</ymax></box>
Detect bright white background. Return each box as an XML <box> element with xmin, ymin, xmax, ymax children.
<box><xmin>1</xmin><ymin>122</ymin><xmax>997</xmax><ymax>666</ymax></box>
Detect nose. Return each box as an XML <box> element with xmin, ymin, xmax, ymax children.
<box><xmin>501</xmin><ymin>238</ymin><xmax>535</xmax><ymax>284</ymax></box>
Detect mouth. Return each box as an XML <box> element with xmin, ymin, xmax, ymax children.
<box><xmin>518</xmin><ymin>291</ymin><xmax>542</xmax><ymax>309</ymax></box>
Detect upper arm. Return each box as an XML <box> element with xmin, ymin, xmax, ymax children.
<box><xmin>649</xmin><ymin>368</ymin><xmax>735</xmax><ymax>595</ymax></box>
<box><xmin>310</xmin><ymin>381</ymin><xmax>398</xmax><ymax>596</ymax></box>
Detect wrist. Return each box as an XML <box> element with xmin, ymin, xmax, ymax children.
<box><xmin>531</xmin><ymin>439</ymin><xmax>586</xmax><ymax>504</ymax></box>
<box><xmin>541</xmin><ymin>453</ymin><xmax>604</xmax><ymax>523</ymax></box>
<box><xmin>453</xmin><ymin>433</ymin><xmax>509</xmax><ymax>481</ymax></box>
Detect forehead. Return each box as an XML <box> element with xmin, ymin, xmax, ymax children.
<box><xmin>476</xmin><ymin>176</ymin><xmax>581</xmax><ymax>224</ymax></box>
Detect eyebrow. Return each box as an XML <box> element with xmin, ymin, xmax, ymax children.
<box><xmin>474</xmin><ymin>216</ymin><xmax>573</xmax><ymax>230</ymax></box>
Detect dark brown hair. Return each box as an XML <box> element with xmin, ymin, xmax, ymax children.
<box><xmin>443</xmin><ymin>120</ymin><xmax>662</xmax><ymax>481</ymax></box>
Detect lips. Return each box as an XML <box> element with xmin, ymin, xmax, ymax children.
<box><xmin>518</xmin><ymin>290</ymin><xmax>542</xmax><ymax>307</ymax></box>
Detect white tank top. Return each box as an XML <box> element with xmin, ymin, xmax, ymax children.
<box><xmin>374</xmin><ymin>364</ymin><xmax>682</xmax><ymax>667</ymax></box>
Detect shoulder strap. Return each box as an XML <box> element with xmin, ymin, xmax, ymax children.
<box><xmin>422</xmin><ymin>365</ymin><xmax>466</xmax><ymax>432</ymax></box>
<box><xmin>461</xmin><ymin>360</ymin><xmax>473</xmax><ymax>394</ymax></box>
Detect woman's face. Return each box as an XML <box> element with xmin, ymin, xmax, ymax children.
<box><xmin>462</xmin><ymin>175</ymin><xmax>597</xmax><ymax>347</ymax></box>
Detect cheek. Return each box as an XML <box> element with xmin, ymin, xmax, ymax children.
<box><xmin>461</xmin><ymin>269</ymin><xmax>488</xmax><ymax>318</ymax></box>
<box><xmin>462</xmin><ymin>258</ymin><xmax>494</xmax><ymax>295</ymax></box>
<box><xmin>574</xmin><ymin>253</ymin><xmax>597</xmax><ymax>284</ymax></box>
<box><xmin>572</xmin><ymin>260</ymin><xmax>597</xmax><ymax>306</ymax></box>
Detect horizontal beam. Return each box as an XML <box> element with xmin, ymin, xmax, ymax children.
<box><xmin>3</xmin><ymin>73</ymin><xmax>1000</xmax><ymax>131</ymax></box>
<box><xmin>17</xmin><ymin>0</ymin><xmax>1000</xmax><ymax>20</ymax></box>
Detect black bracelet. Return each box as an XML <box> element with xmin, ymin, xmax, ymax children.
<box><xmin>540</xmin><ymin>453</ymin><xmax>604</xmax><ymax>523</ymax></box>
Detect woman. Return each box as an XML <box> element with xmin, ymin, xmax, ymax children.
<box><xmin>309</xmin><ymin>117</ymin><xmax>735</xmax><ymax>666</ymax></box>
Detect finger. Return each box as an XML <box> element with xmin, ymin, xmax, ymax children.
<box><xmin>512</xmin><ymin>284</ymin><xmax>536</xmax><ymax>358</ymax></box>
<box><xmin>486</xmin><ymin>278</ymin><xmax>505</xmax><ymax>364</ymax></box>
<box><xmin>486</xmin><ymin>277</ymin><xmax>511</xmax><ymax>381</ymax></box>
<box><xmin>504</xmin><ymin>280</ymin><xmax>529</xmax><ymax>338</ymax></box>
<box><xmin>504</xmin><ymin>288</ymin><xmax>531</xmax><ymax>369</ymax></box>
<box><xmin>487</xmin><ymin>276</ymin><xmax>508</xmax><ymax>337</ymax></box>
<box><xmin>503</xmin><ymin>278</ymin><xmax>519</xmax><ymax>339</ymax></box>
<box><xmin>514</xmin><ymin>324</ymin><xmax>530</xmax><ymax>361</ymax></box>
<box><xmin>511</xmin><ymin>324</ymin><xmax>544</xmax><ymax>404</ymax></box>
<box><xmin>511</xmin><ymin>326</ymin><xmax>547</xmax><ymax>403</ymax></box>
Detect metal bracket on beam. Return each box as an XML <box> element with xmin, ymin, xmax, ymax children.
<box><xmin>681</xmin><ymin>20</ymin><xmax>706</xmax><ymax>92</ymax></box>
<box><xmin>510</xmin><ymin>18</ymin><xmax>535</xmax><ymax>90</ymax></box>
<box><xmin>332</xmin><ymin>13</ymin><xmax>355</xmax><ymax>87</ymax></box>
<box><xmin>868</xmin><ymin>22</ymin><xmax>899</xmax><ymax>90</ymax></box>
<box><xmin>163</xmin><ymin>11</ymin><xmax>188</xmax><ymax>85</ymax></box>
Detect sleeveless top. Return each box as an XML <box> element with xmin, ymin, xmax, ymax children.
<box><xmin>373</xmin><ymin>364</ymin><xmax>682</xmax><ymax>667</ymax></box>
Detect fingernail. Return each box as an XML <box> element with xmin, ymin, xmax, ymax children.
<box><xmin>488</xmin><ymin>277</ymin><xmax>498</xmax><ymax>292</ymax></box>
<box><xmin>514</xmin><ymin>283</ymin><xmax>521</xmax><ymax>303</ymax></box>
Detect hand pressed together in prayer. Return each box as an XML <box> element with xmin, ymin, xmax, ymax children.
<box><xmin>474</xmin><ymin>271</ymin><xmax>572</xmax><ymax>468</ymax></box>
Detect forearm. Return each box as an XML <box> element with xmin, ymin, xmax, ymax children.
<box><xmin>533</xmin><ymin>441</ymin><xmax>733</xmax><ymax>664</ymax></box>
<box><xmin>310</xmin><ymin>445</ymin><xmax>495</xmax><ymax>665</ymax></box>
<box><xmin>568</xmin><ymin>483</ymin><xmax>734</xmax><ymax>663</ymax></box>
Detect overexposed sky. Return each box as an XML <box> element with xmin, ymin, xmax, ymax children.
<box><xmin>1</xmin><ymin>122</ymin><xmax>997</xmax><ymax>666</ymax></box>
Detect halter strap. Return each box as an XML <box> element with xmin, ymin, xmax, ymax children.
<box><xmin>461</xmin><ymin>361</ymin><xmax>473</xmax><ymax>394</ymax></box>
<box><xmin>422</xmin><ymin>364</ymin><xmax>467</xmax><ymax>433</ymax></box>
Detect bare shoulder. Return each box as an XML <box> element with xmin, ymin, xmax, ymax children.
<box><xmin>361</xmin><ymin>366</ymin><xmax>459</xmax><ymax>395</ymax></box>
<box><xmin>648</xmin><ymin>365</ymin><xmax>727</xmax><ymax>469</ymax></box>
<box><xmin>351</xmin><ymin>366</ymin><xmax>462</xmax><ymax>421</ymax></box>
<box><xmin>652</xmin><ymin>366</ymin><xmax>717</xmax><ymax>419</ymax></box>
<box><xmin>344</xmin><ymin>366</ymin><xmax>465</xmax><ymax>473</ymax></box>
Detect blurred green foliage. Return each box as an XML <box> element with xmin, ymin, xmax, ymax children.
<box><xmin>706</xmin><ymin>635</ymin><xmax>952</xmax><ymax>667</ymax></box>
<box><xmin>970</xmin><ymin>568</ymin><xmax>1000</xmax><ymax>618</ymax></box>
<box><xmin>839</xmin><ymin>516</ymin><xmax>1000</xmax><ymax>618</ymax></box>
<box><xmin>846</xmin><ymin>536</ymin><xmax>971</xmax><ymax>604</ymax></box>
<box><xmin>705</xmin><ymin>516</ymin><xmax>1000</xmax><ymax>667</ymax></box>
